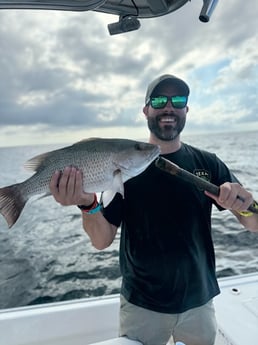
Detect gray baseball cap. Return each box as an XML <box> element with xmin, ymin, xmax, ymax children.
<box><xmin>145</xmin><ymin>74</ymin><xmax>190</xmax><ymax>104</ymax></box>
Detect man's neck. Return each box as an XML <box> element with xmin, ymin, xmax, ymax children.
<box><xmin>149</xmin><ymin>134</ymin><xmax>182</xmax><ymax>154</ymax></box>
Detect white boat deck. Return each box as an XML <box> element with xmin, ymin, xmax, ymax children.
<box><xmin>214</xmin><ymin>272</ymin><xmax>258</xmax><ymax>345</ymax></box>
<box><xmin>0</xmin><ymin>272</ymin><xmax>257</xmax><ymax>345</ymax></box>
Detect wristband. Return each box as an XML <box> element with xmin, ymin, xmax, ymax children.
<box><xmin>238</xmin><ymin>210</ymin><xmax>253</xmax><ymax>217</ymax></box>
<box><xmin>77</xmin><ymin>194</ymin><xmax>101</xmax><ymax>214</ymax></box>
<box><xmin>81</xmin><ymin>203</ymin><xmax>102</xmax><ymax>214</ymax></box>
<box><xmin>238</xmin><ymin>200</ymin><xmax>258</xmax><ymax>217</ymax></box>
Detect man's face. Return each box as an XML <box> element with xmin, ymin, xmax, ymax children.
<box><xmin>143</xmin><ymin>83</ymin><xmax>188</xmax><ymax>141</ymax></box>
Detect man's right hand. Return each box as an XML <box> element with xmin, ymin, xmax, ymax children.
<box><xmin>49</xmin><ymin>166</ymin><xmax>95</xmax><ymax>207</ymax></box>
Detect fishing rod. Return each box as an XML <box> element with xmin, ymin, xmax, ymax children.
<box><xmin>155</xmin><ymin>156</ymin><xmax>258</xmax><ymax>215</ymax></box>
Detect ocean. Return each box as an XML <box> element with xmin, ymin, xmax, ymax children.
<box><xmin>0</xmin><ymin>131</ymin><xmax>258</xmax><ymax>309</ymax></box>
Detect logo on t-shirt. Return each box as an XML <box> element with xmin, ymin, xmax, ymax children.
<box><xmin>193</xmin><ymin>169</ymin><xmax>211</xmax><ymax>181</ymax></box>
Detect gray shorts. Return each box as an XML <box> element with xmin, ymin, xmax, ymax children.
<box><xmin>119</xmin><ymin>295</ymin><xmax>217</xmax><ymax>345</ymax></box>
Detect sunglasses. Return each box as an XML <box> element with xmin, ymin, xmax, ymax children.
<box><xmin>150</xmin><ymin>95</ymin><xmax>188</xmax><ymax>109</ymax></box>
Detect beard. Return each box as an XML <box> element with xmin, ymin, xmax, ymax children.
<box><xmin>147</xmin><ymin>114</ymin><xmax>186</xmax><ymax>141</ymax></box>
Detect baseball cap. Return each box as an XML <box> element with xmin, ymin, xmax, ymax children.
<box><xmin>145</xmin><ymin>74</ymin><xmax>190</xmax><ymax>105</ymax></box>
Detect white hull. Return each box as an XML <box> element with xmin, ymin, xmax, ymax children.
<box><xmin>1</xmin><ymin>272</ymin><xmax>257</xmax><ymax>345</ymax></box>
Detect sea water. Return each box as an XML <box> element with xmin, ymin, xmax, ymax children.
<box><xmin>0</xmin><ymin>131</ymin><xmax>257</xmax><ymax>309</ymax></box>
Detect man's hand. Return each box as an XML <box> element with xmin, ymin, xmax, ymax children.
<box><xmin>205</xmin><ymin>182</ymin><xmax>253</xmax><ymax>213</ymax></box>
<box><xmin>49</xmin><ymin>166</ymin><xmax>95</xmax><ymax>206</ymax></box>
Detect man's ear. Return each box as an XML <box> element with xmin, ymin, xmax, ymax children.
<box><xmin>143</xmin><ymin>105</ymin><xmax>148</xmax><ymax>117</ymax></box>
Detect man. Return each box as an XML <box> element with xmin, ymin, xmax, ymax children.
<box><xmin>50</xmin><ymin>74</ymin><xmax>258</xmax><ymax>345</ymax></box>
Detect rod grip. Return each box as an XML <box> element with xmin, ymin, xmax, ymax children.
<box><xmin>155</xmin><ymin>157</ymin><xmax>258</xmax><ymax>214</ymax></box>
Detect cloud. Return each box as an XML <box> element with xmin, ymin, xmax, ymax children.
<box><xmin>0</xmin><ymin>0</ymin><xmax>257</xmax><ymax>146</ymax></box>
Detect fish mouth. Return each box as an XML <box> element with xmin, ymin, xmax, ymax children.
<box><xmin>152</xmin><ymin>145</ymin><xmax>161</xmax><ymax>158</ymax></box>
<box><xmin>143</xmin><ymin>145</ymin><xmax>161</xmax><ymax>163</ymax></box>
<box><xmin>141</xmin><ymin>146</ymin><xmax>161</xmax><ymax>170</ymax></box>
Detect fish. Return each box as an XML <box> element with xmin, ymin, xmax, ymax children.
<box><xmin>0</xmin><ymin>138</ymin><xmax>160</xmax><ymax>228</ymax></box>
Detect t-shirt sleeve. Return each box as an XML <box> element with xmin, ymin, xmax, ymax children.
<box><xmin>102</xmin><ymin>192</ymin><xmax>123</xmax><ymax>227</ymax></box>
<box><xmin>214</xmin><ymin>155</ymin><xmax>240</xmax><ymax>185</ymax></box>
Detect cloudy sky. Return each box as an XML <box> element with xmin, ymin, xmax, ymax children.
<box><xmin>0</xmin><ymin>0</ymin><xmax>258</xmax><ymax>147</ymax></box>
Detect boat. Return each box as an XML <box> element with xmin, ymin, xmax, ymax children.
<box><xmin>0</xmin><ymin>0</ymin><xmax>219</xmax><ymax>35</ymax></box>
<box><xmin>0</xmin><ymin>1</ymin><xmax>255</xmax><ymax>345</ymax></box>
<box><xmin>1</xmin><ymin>272</ymin><xmax>257</xmax><ymax>345</ymax></box>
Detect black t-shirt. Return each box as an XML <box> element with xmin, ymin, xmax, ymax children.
<box><xmin>102</xmin><ymin>143</ymin><xmax>238</xmax><ymax>313</ymax></box>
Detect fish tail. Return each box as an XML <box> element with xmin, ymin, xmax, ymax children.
<box><xmin>0</xmin><ymin>184</ymin><xmax>27</xmax><ymax>228</ymax></box>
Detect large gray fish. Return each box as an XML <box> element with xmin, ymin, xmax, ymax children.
<box><xmin>0</xmin><ymin>138</ymin><xmax>160</xmax><ymax>228</ymax></box>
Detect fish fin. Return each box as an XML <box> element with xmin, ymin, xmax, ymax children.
<box><xmin>24</xmin><ymin>152</ymin><xmax>51</xmax><ymax>172</ymax></box>
<box><xmin>102</xmin><ymin>170</ymin><xmax>124</xmax><ymax>207</ymax></box>
<box><xmin>37</xmin><ymin>192</ymin><xmax>51</xmax><ymax>200</ymax></box>
<box><xmin>75</xmin><ymin>138</ymin><xmax>98</xmax><ymax>143</ymax></box>
<box><xmin>24</xmin><ymin>139</ymin><xmax>97</xmax><ymax>172</ymax></box>
<box><xmin>102</xmin><ymin>190</ymin><xmax>116</xmax><ymax>208</ymax></box>
<box><xmin>0</xmin><ymin>184</ymin><xmax>27</xmax><ymax>228</ymax></box>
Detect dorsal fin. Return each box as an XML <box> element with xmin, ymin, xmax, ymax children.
<box><xmin>24</xmin><ymin>138</ymin><xmax>101</xmax><ymax>172</ymax></box>
<box><xmin>24</xmin><ymin>152</ymin><xmax>52</xmax><ymax>172</ymax></box>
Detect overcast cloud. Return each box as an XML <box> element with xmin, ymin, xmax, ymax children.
<box><xmin>0</xmin><ymin>0</ymin><xmax>258</xmax><ymax>146</ymax></box>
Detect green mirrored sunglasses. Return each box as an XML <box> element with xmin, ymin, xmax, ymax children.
<box><xmin>150</xmin><ymin>95</ymin><xmax>188</xmax><ymax>109</ymax></box>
